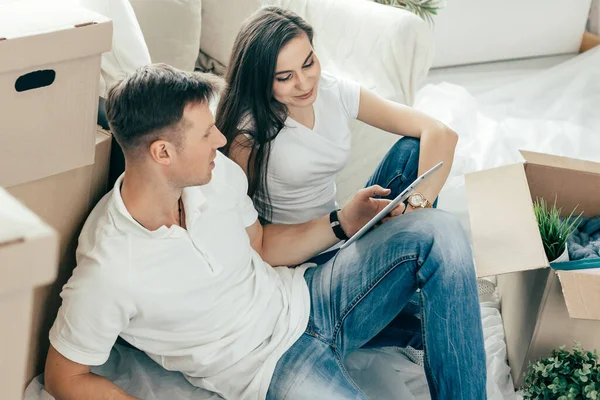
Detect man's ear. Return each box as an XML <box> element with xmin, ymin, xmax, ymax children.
<box><xmin>149</xmin><ymin>140</ymin><xmax>174</xmax><ymax>166</ymax></box>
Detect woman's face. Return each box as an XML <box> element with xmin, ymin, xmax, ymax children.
<box><xmin>272</xmin><ymin>33</ymin><xmax>321</xmax><ymax>110</ymax></box>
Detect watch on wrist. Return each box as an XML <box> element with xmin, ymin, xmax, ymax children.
<box><xmin>407</xmin><ymin>193</ymin><xmax>432</xmax><ymax>209</ymax></box>
<box><xmin>329</xmin><ymin>209</ymin><xmax>349</xmax><ymax>241</ymax></box>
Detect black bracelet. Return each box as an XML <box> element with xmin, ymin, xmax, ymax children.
<box><xmin>329</xmin><ymin>209</ymin><xmax>349</xmax><ymax>241</ymax></box>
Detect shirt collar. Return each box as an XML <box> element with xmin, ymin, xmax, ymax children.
<box><xmin>181</xmin><ymin>184</ymin><xmax>208</xmax><ymax>225</ymax></box>
<box><xmin>109</xmin><ymin>174</ymin><xmax>207</xmax><ymax>238</ymax></box>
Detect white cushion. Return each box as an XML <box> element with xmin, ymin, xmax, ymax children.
<box><xmin>200</xmin><ymin>0</ymin><xmax>261</xmax><ymax>67</ymax></box>
<box><xmin>432</xmin><ymin>0</ymin><xmax>592</xmax><ymax>67</ymax></box>
<box><xmin>129</xmin><ymin>0</ymin><xmax>202</xmax><ymax>72</ymax></box>
<box><xmin>591</xmin><ymin>0</ymin><xmax>600</xmax><ymax>35</ymax></box>
<box><xmin>76</xmin><ymin>0</ymin><xmax>152</xmax><ymax>97</ymax></box>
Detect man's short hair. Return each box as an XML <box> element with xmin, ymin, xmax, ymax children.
<box><xmin>105</xmin><ymin>63</ymin><xmax>222</xmax><ymax>156</ymax></box>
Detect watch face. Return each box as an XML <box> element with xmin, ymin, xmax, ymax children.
<box><xmin>409</xmin><ymin>193</ymin><xmax>424</xmax><ymax>207</ymax></box>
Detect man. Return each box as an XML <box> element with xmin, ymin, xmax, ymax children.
<box><xmin>45</xmin><ymin>64</ymin><xmax>486</xmax><ymax>400</ymax></box>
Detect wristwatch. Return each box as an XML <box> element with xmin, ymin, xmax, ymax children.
<box><xmin>329</xmin><ymin>209</ymin><xmax>349</xmax><ymax>240</ymax></box>
<box><xmin>407</xmin><ymin>193</ymin><xmax>432</xmax><ymax>209</ymax></box>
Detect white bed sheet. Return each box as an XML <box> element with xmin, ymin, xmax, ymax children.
<box><xmin>24</xmin><ymin>286</ymin><xmax>519</xmax><ymax>400</ymax></box>
<box><xmin>418</xmin><ymin>48</ymin><xmax>600</xmax><ymax>236</ymax></box>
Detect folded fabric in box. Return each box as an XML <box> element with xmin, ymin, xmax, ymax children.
<box><xmin>568</xmin><ymin>216</ymin><xmax>600</xmax><ymax>259</ymax></box>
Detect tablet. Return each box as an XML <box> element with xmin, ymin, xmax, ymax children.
<box><xmin>340</xmin><ymin>161</ymin><xmax>443</xmax><ymax>249</ymax></box>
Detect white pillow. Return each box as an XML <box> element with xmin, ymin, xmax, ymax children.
<box><xmin>200</xmin><ymin>0</ymin><xmax>261</xmax><ymax>67</ymax></box>
<box><xmin>432</xmin><ymin>0</ymin><xmax>591</xmax><ymax>67</ymax></box>
<box><xmin>129</xmin><ymin>0</ymin><xmax>202</xmax><ymax>72</ymax></box>
<box><xmin>76</xmin><ymin>0</ymin><xmax>152</xmax><ymax>97</ymax></box>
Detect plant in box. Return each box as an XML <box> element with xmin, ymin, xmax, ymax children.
<box><xmin>521</xmin><ymin>343</ymin><xmax>600</xmax><ymax>399</ymax></box>
<box><xmin>533</xmin><ymin>197</ymin><xmax>583</xmax><ymax>263</ymax></box>
<box><xmin>374</xmin><ymin>0</ymin><xmax>444</xmax><ymax>24</ymax></box>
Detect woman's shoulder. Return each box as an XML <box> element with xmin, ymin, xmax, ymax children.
<box><xmin>318</xmin><ymin>70</ymin><xmax>340</xmax><ymax>89</ymax></box>
<box><xmin>319</xmin><ymin>71</ymin><xmax>359</xmax><ymax>98</ymax></box>
<box><xmin>318</xmin><ymin>71</ymin><xmax>361</xmax><ymax>118</ymax></box>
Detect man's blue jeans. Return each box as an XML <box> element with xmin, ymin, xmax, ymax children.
<box><xmin>267</xmin><ymin>138</ymin><xmax>487</xmax><ymax>399</ymax></box>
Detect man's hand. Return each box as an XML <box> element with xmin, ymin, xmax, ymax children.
<box><xmin>338</xmin><ymin>185</ymin><xmax>405</xmax><ymax>237</ymax></box>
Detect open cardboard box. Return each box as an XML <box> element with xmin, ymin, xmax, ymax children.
<box><xmin>466</xmin><ymin>150</ymin><xmax>600</xmax><ymax>387</ymax></box>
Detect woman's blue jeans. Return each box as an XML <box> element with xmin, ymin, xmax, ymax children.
<box><xmin>267</xmin><ymin>138</ymin><xmax>487</xmax><ymax>399</ymax></box>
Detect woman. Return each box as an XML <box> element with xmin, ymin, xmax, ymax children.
<box><xmin>215</xmin><ymin>8</ymin><xmax>485</xmax><ymax>400</ymax></box>
<box><xmin>216</xmin><ymin>7</ymin><xmax>458</xmax><ymax>233</ymax></box>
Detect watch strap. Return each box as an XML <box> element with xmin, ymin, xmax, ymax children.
<box><xmin>329</xmin><ymin>209</ymin><xmax>349</xmax><ymax>240</ymax></box>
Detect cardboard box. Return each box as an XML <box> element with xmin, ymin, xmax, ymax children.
<box><xmin>7</xmin><ymin>127</ymin><xmax>112</xmax><ymax>386</ymax></box>
<box><xmin>0</xmin><ymin>189</ymin><xmax>58</xmax><ymax>400</ymax></box>
<box><xmin>0</xmin><ymin>1</ymin><xmax>112</xmax><ymax>187</ymax></box>
<box><xmin>466</xmin><ymin>150</ymin><xmax>600</xmax><ymax>387</ymax></box>
<box><xmin>580</xmin><ymin>31</ymin><xmax>600</xmax><ymax>53</ymax></box>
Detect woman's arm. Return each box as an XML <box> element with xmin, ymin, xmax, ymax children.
<box><xmin>356</xmin><ymin>87</ymin><xmax>458</xmax><ymax>205</ymax></box>
<box><xmin>228</xmin><ymin>134</ymin><xmax>254</xmax><ymax>176</ymax></box>
<box><xmin>246</xmin><ymin>185</ymin><xmax>403</xmax><ymax>266</ymax></box>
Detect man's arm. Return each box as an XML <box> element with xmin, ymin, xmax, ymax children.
<box><xmin>45</xmin><ymin>345</ymin><xmax>139</xmax><ymax>400</ymax></box>
<box><xmin>247</xmin><ymin>185</ymin><xmax>405</xmax><ymax>266</ymax></box>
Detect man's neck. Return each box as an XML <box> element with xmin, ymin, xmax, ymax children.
<box><xmin>120</xmin><ymin>166</ymin><xmax>183</xmax><ymax>231</ymax></box>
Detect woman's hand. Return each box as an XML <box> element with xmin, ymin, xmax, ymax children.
<box><xmin>337</xmin><ymin>185</ymin><xmax>405</xmax><ymax>237</ymax></box>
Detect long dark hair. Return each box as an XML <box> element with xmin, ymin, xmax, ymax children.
<box><xmin>215</xmin><ymin>6</ymin><xmax>314</xmax><ymax>222</ymax></box>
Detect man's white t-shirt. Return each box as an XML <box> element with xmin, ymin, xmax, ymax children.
<box><xmin>254</xmin><ymin>71</ymin><xmax>361</xmax><ymax>224</ymax></box>
<box><xmin>49</xmin><ymin>152</ymin><xmax>311</xmax><ymax>400</ymax></box>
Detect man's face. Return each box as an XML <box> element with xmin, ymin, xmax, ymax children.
<box><xmin>173</xmin><ymin>102</ymin><xmax>226</xmax><ymax>186</ymax></box>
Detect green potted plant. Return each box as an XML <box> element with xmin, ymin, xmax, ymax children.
<box><xmin>521</xmin><ymin>343</ymin><xmax>600</xmax><ymax>399</ymax></box>
<box><xmin>374</xmin><ymin>0</ymin><xmax>444</xmax><ymax>24</ymax></box>
<box><xmin>533</xmin><ymin>197</ymin><xmax>583</xmax><ymax>263</ymax></box>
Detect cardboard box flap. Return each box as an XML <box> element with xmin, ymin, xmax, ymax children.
<box><xmin>520</xmin><ymin>150</ymin><xmax>600</xmax><ymax>175</ymax></box>
<box><xmin>0</xmin><ymin>188</ymin><xmax>58</xmax><ymax>294</ymax></box>
<box><xmin>557</xmin><ymin>269</ymin><xmax>600</xmax><ymax>321</ymax></box>
<box><xmin>466</xmin><ymin>163</ymin><xmax>548</xmax><ymax>277</ymax></box>
<box><xmin>0</xmin><ymin>2</ymin><xmax>112</xmax><ymax>74</ymax></box>
<box><xmin>0</xmin><ymin>219</ymin><xmax>25</xmax><ymax>247</ymax></box>
<box><xmin>0</xmin><ymin>189</ymin><xmax>45</xmax><ymax>245</ymax></box>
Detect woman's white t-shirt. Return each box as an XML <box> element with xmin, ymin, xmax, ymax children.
<box><xmin>254</xmin><ymin>71</ymin><xmax>361</xmax><ymax>224</ymax></box>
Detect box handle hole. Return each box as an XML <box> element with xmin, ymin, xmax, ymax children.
<box><xmin>15</xmin><ymin>70</ymin><xmax>56</xmax><ymax>92</ymax></box>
